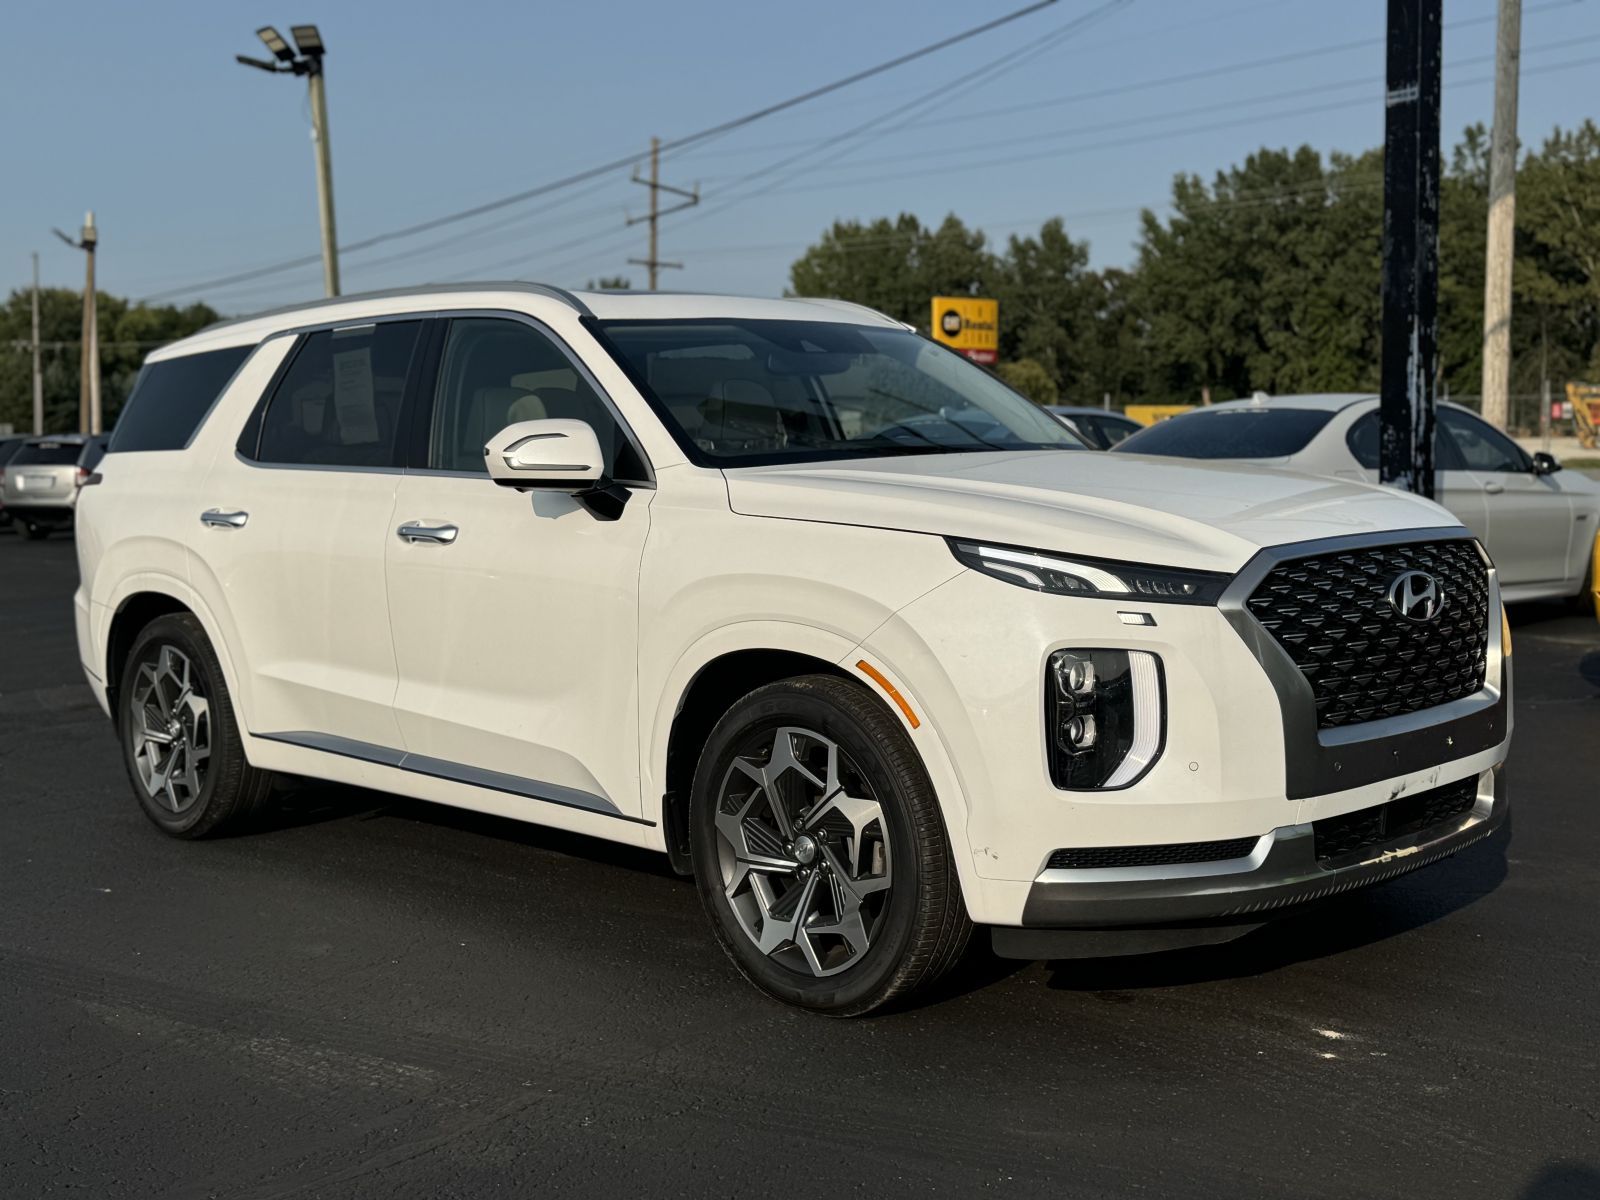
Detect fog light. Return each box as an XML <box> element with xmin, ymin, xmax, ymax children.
<box><xmin>1046</xmin><ymin>649</ymin><xmax>1164</xmax><ymax>789</ymax></box>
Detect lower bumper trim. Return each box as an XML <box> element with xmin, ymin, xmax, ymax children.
<box><xmin>1017</xmin><ymin>767</ymin><xmax>1507</xmax><ymax>932</ymax></box>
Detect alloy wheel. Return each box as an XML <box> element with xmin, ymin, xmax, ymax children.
<box><xmin>129</xmin><ymin>645</ymin><xmax>211</xmax><ymax>814</ymax></box>
<box><xmin>714</xmin><ymin>726</ymin><xmax>893</xmax><ymax>978</ymax></box>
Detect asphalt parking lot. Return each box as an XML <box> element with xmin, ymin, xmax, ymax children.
<box><xmin>2</xmin><ymin>531</ymin><xmax>1597</xmax><ymax>1199</ymax></box>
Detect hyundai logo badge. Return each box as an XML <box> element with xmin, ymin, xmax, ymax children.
<box><xmin>1387</xmin><ymin>569</ymin><xmax>1446</xmax><ymax>623</ymax></box>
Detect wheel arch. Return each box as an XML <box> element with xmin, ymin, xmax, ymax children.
<box><xmin>101</xmin><ymin>576</ymin><xmax>248</xmax><ymax>727</ymax></box>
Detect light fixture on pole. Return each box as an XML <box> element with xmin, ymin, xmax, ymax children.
<box><xmin>236</xmin><ymin>24</ymin><xmax>340</xmax><ymax>296</ymax></box>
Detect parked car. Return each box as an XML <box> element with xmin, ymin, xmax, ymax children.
<box><xmin>1045</xmin><ymin>406</ymin><xmax>1143</xmax><ymax>450</ymax></box>
<box><xmin>0</xmin><ymin>436</ymin><xmax>28</xmax><ymax>530</ymax></box>
<box><xmin>1113</xmin><ymin>394</ymin><xmax>1600</xmax><ymax>605</ymax></box>
<box><xmin>1</xmin><ymin>434</ymin><xmax>108</xmax><ymax>539</ymax></box>
<box><xmin>76</xmin><ymin>287</ymin><xmax>1510</xmax><ymax>1014</ymax></box>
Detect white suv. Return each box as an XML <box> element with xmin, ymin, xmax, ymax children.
<box><xmin>76</xmin><ymin>285</ymin><xmax>1511</xmax><ymax>1014</ymax></box>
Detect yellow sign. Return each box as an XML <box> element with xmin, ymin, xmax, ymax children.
<box><xmin>931</xmin><ymin>296</ymin><xmax>999</xmax><ymax>364</ymax></box>
<box><xmin>1124</xmin><ymin>404</ymin><xmax>1196</xmax><ymax>427</ymax></box>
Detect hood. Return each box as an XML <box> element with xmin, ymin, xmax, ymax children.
<box><xmin>724</xmin><ymin>450</ymin><xmax>1463</xmax><ymax>573</ymax></box>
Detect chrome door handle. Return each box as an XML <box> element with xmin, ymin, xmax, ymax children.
<box><xmin>397</xmin><ymin>521</ymin><xmax>459</xmax><ymax>545</ymax></box>
<box><xmin>201</xmin><ymin>509</ymin><xmax>249</xmax><ymax>529</ymax></box>
<box><xmin>1483</xmin><ymin>482</ymin><xmax>1505</xmax><ymax>495</ymax></box>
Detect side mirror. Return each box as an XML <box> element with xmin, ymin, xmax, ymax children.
<box><xmin>483</xmin><ymin>418</ymin><xmax>631</xmax><ymax>521</ymax></box>
<box><xmin>485</xmin><ymin>419</ymin><xmax>604</xmax><ymax>490</ymax></box>
<box><xmin>1532</xmin><ymin>451</ymin><xmax>1563</xmax><ymax>475</ymax></box>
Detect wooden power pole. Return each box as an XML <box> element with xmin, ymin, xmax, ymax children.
<box><xmin>1379</xmin><ymin>0</ymin><xmax>1443</xmax><ymax>499</ymax></box>
<box><xmin>1480</xmin><ymin>0</ymin><xmax>1521</xmax><ymax>432</ymax></box>
<box><xmin>627</xmin><ymin>137</ymin><xmax>699</xmax><ymax>289</ymax></box>
<box><xmin>31</xmin><ymin>252</ymin><xmax>43</xmax><ymax>435</ymax></box>
<box><xmin>54</xmin><ymin>213</ymin><xmax>101</xmax><ymax>435</ymax></box>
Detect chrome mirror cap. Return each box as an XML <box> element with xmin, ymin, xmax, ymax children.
<box><xmin>485</xmin><ymin>419</ymin><xmax>605</xmax><ymax>490</ymax></box>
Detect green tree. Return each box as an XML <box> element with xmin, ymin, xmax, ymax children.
<box><xmin>996</xmin><ymin>358</ymin><xmax>1059</xmax><ymax>406</ymax></box>
<box><xmin>0</xmin><ymin>290</ymin><xmax>218</xmax><ymax>434</ymax></box>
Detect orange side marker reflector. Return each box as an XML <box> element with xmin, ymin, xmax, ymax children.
<box><xmin>857</xmin><ymin>660</ymin><xmax>920</xmax><ymax>729</ymax></box>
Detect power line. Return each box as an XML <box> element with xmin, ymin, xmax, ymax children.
<box><xmin>135</xmin><ymin>0</ymin><xmax>1061</xmax><ymax>303</ymax></box>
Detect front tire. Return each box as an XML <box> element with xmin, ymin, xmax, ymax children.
<box><xmin>689</xmin><ymin>674</ymin><xmax>971</xmax><ymax>1015</ymax></box>
<box><xmin>117</xmin><ymin>614</ymin><xmax>274</xmax><ymax>838</ymax></box>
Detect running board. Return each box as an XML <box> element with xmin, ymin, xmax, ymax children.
<box><xmin>252</xmin><ymin>730</ymin><xmax>652</xmax><ymax>825</ymax></box>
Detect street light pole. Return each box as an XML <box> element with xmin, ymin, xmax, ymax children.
<box><xmin>237</xmin><ymin>24</ymin><xmax>340</xmax><ymax>297</ymax></box>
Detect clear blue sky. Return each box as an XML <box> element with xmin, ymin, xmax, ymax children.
<box><xmin>4</xmin><ymin>0</ymin><xmax>1598</xmax><ymax>315</ymax></box>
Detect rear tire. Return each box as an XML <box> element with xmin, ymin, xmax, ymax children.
<box><xmin>689</xmin><ymin>674</ymin><xmax>971</xmax><ymax>1015</ymax></box>
<box><xmin>117</xmin><ymin>613</ymin><xmax>275</xmax><ymax>838</ymax></box>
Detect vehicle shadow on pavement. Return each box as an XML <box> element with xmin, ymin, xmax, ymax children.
<box><xmin>1520</xmin><ymin>1162</ymin><xmax>1600</xmax><ymax>1200</ymax></box>
<box><xmin>264</xmin><ymin>777</ymin><xmax>681</xmax><ymax>879</ymax></box>
<box><xmin>1040</xmin><ymin>834</ymin><xmax>1510</xmax><ymax>992</ymax></box>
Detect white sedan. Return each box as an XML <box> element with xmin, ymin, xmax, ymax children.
<box><xmin>1113</xmin><ymin>393</ymin><xmax>1600</xmax><ymax>604</ymax></box>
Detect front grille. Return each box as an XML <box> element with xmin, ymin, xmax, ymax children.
<box><xmin>1312</xmin><ymin>777</ymin><xmax>1479</xmax><ymax>864</ymax></box>
<box><xmin>1046</xmin><ymin>836</ymin><xmax>1258</xmax><ymax>870</ymax></box>
<box><xmin>1246</xmin><ymin>539</ymin><xmax>1489</xmax><ymax>729</ymax></box>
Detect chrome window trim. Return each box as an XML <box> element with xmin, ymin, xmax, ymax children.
<box><xmin>253</xmin><ymin>730</ymin><xmax>654</xmax><ymax>826</ymax></box>
<box><xmin>232</xmin><ymin>309</ymin><xmax>656</xmax><ymax>489</ymax></box>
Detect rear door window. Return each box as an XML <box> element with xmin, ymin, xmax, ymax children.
<box><xmin>1115</xmin><ymin>408</ymin><xmax>1334</xmax><ymax>458</ymax></box>
<box><xmin>1346</xmin><ymin>411</ymin><xmax>1468</xmax><ymax>471</ymax></box>
<box><xmin>253</xmin><ymin>321</ymin><xmax>423</xmax><ymax>469</ymax></box>
<box><xmin>109</xmin><ymin>345</ymin><xmax>254</xmax><ymax>453</ymax></box>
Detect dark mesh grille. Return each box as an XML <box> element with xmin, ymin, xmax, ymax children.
<box><xmin>1047</xmin><ymin>837</ymin><xmax>1258</xmax><ymax>870</ymax></box>
<box><xmin>1313</xmin><ymin>777</ymin><xmax>1479</xmax><ymax>864</ymax></box>
<box><xmin>1245</xmin><ymin>539</ymin><xmax>1490</xmax><ymax>729</ymax></box>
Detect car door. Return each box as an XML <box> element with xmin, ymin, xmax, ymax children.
<box><xmin>1436</xmin><ymin>407</ymin><xmax>1574</xmax><ymax>590</ymax></box>
<box><xmin>383</xmin><ymin>314</ymin><xmax>655</xmax><ymax>820</ymax></box>
<box><xmin>192</xmin><ymin>318</ymin><xmax>426</xmax><ymax>749</ymax></box>
<box><xmin>1341</xmin><ymin>409</ymin><xmax>1490</xmax><ymax>544</ymax></box>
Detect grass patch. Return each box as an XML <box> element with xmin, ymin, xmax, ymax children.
<box><xmin>1564</xmin><ymin>457</ymin><xmax>1600</xmax><ymax>469</ymax></box>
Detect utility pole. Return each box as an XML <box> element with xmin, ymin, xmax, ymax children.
<box><xmin>1379</xmin><ymin>0</ymin><xmax>1443</xmax><ymax>499</ymax></box>
<box><xmin>53</xmin><ymin>213</ymin><xmax>101</xmax><ymax>435</ymax></box>
<box><xmin>237</xmin><ymin>25</ymin><xmax>339</xmax><ymax>296</ymax></box>
<box><xmin>30</xmin><ymin>252</ymin><xmax>43</xmax><ymax>435</ymax></box>
<box><xmin>1480</xmin><ymin>0</ymin><xmax>1521</xmax><ymax>432</ymax></box>
<box><xmin>627</xmin><ymin>137</ymin><xmax>699</xmax><ymax>289</ymax></box>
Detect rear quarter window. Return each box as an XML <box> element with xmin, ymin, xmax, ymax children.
<box><xmin>1115</xmin><ymin>409</ymin><xmax>1334</xmax><ymax>459</ymax></box>
<box><xmin>109</xmin><ymin>344</ymin><xmax>255</xmax><ymax>453</ymax></box>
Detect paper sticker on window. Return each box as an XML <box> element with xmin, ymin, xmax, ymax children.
<box><xmin>332</xmin><ymin>347</ymin><xmax>379</xmax><ymax>445</ymax></box>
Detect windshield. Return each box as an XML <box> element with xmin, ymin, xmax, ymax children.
<box><xmin>1114</xmin><ymin>408</ymin><xmax>1334</xmax><ymax>459</ymax></box>
<box><xmin>594</xmin><ymin>319</ymin><xmax>1083</xmax><ymax>466</ymax></box>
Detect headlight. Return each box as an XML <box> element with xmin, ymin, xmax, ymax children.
<box><xmin>1046</xmin><ymin>649</ymin><xmax>1164</xmax><ymax>789</ymax></box>
<box><xmin>949</xmin><ymin>539</ymin><xmax>1228</xmax><ymax>604</ymax></box>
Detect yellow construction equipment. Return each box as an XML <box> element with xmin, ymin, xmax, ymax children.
<box><xmin>1125</xmin><ymin>404</ymin><xmax>1196</xmax><ymax>427</ymax></box>
<box><xmin>1567</xmin><ymin>382</ymin><xmax>1600</xmax><ymax>449</ymax></box>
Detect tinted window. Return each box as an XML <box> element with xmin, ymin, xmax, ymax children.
<box><xmin>1095</xmin><ymin>415</ymin><xmax>1140</xmax><ymax>447</ymax></box>
<box><xmin>81</xmin><ymin>437</ymin><xmax>108</xmax><ymax>471</ymax></box>
<box><xmin>1438</xmin><ymin>408</ymin><xmax>1529</xmax><ymax>472</ymax></box>
<box><xmin>109</xmin><ymin>345</ymin><xmax>253</xmax><ymax>453</ymax></box>
<box><xmin>1346</xmin><ymin>411</ymin><xmax>1467</xmax><ymax>471</ymax></box>
<box><xmin>256</xmin><ymin>322</ymin><xmax>422</xmax><ymax>468</ymax></box>
<box><xmin>0</xmin><ymin>440</ymin><xmax>24</xmax><ymax>467</ymax></box>
<box><xmin>1114</xmin><ymin>408</ymin><xmax>1334</xmax><ymax>459</ymax></box>
<box><xmin>597</xmin><ymin>319</ymin><xmax>1078</xmax><ymax>466</ymax></box>
<box><xmin>428</xmin><ymin>318</ymin><xmax>645</xmax><ymax>480</ymax></box>
<box><xmin>12</xmin><ymin>440</ymin><xmax>85</xmax><ymax>466</ymax></box>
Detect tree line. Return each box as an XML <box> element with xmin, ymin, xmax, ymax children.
<box><xmin>0</xmin><ymin>291</ymin><xmax>220</xmax><ymax>434</ymax></box>
<box><xmin>789</xmin><ymin>122</ymin><xmax>1600</xmax><ymax>413</ymax></box>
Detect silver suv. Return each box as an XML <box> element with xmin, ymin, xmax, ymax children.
<box><xmin>1</xmin><ymin>434</ymin><xmax>108</xmax><ymax>539</ymax></box>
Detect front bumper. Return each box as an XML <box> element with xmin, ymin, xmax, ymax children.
<box><xmin>992</xmin><ymin>764</ymin><xmax>1506</xmax><ymax>959</ymax></box>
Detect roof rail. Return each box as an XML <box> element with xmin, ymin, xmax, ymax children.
<box><xmin>195</xmin><ymin>280</ymin><xmax>592</xmax><ymax>334</ymax></box>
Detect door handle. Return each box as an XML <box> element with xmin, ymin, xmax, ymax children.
<box><xmin>397</xmin><ymin>521</ymin><xmax>459</xmax><ymax>545</ymax></box>
<box><xmin>200</xmin><ymin>509</ymin><xmax>249</xmax><ymax>529</ymax></box>
<box><xmin>1483</xmin><ymin>482</ymin><xmax>1505</xmax><ymax>495</ymax></box>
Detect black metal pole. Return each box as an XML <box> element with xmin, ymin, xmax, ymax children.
<box><xmin>1379</xmin><ymin>0</ymin><xmax>1442</xmax><ymax>499</ymax></box>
